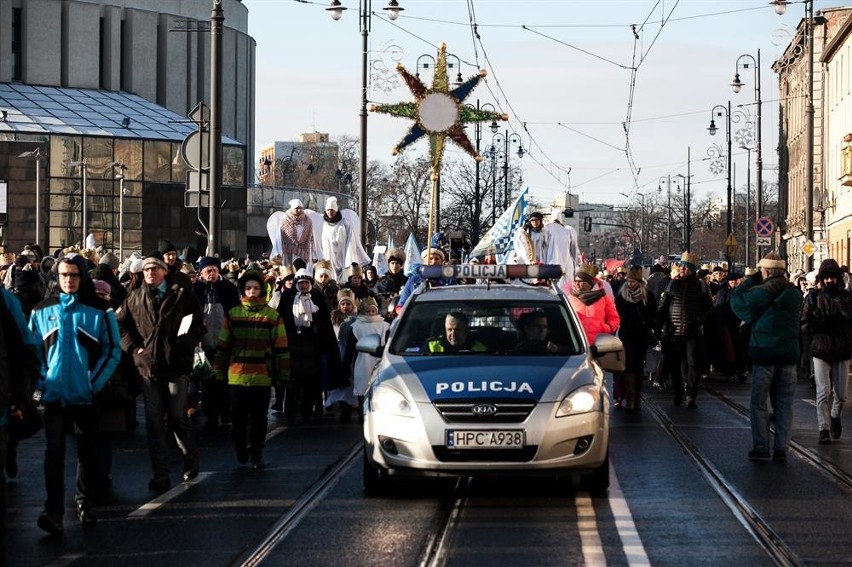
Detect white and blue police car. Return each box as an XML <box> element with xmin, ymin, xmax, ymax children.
<box><xmin>356</xmin><ymin>264</ymin><xmax>624</xmax><ymax>495</ymax></box>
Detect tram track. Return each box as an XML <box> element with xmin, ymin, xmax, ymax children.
<box><xmin>236</xmin><ymin>442</ymin><xmax>362</xmax><ymax>567</ymax></box>
<box><xmin>417</xmin><ymin>477</ymin><xmax>470</xmax><ymax>567</ymax></box>
<box><xmin>642</xmin><ymin>393</ymin><xmax>804</xmax><ymax>566</ymax></box>
<box><xmin>702</xmin><ymin>383</ymin><xmax>852</xmax><ymax>493</ymax></box>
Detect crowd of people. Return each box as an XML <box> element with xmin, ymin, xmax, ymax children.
<box><xmin>0</xmin><ymin>217</ymin><xmax>849</xmax><ymax>560</ymax></box>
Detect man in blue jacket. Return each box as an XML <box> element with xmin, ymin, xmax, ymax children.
<box><xmin>732</xmin><ymin>252</ymin><xmax>802</xmax><ymax>464</ymax></box>
<box><xmin>28</xmin><ymin>255</ymin><xmax>122</xmax><ymax>534</ymax></box>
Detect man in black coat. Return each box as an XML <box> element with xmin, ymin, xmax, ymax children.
<box><xmin>657</xmin><ymin>251</ymin><xmax>714</xmax><ymax>409</ymax></box>
<box><xmin>117</xmin><ymin>253</ymin><xmax>204</xmax><ymax>491</ymax></box>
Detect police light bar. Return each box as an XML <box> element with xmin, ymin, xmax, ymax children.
<box><xmin>420</xmin><ymin>264</ymin><xmax>564</xmax><ymax>280</ymax></box>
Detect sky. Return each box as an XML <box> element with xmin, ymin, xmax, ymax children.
<box><xmin>242</xmin><ymin>0</ymin><xmax>820</xmax><ymax>210</ymax></box>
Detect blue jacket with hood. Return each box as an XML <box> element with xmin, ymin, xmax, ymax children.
<box><xmin>29</xmin><ymin>291</ymin><xmax>122</xmax><ymax>406</ymax></box>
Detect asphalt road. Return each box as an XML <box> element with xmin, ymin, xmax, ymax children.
<box><xmin>6</xmin><ymin>374</ymin><xmax>852</xmax><ymax>566</ymax></box>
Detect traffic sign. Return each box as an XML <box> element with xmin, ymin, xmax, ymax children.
<box><xmin>754</xmin><ymin>217</ymin><xmax>775</xmax><ymax>237</ymax></box>
<box><xmin>756</xmin><ymin>236</ymin><xmax>771</xmax><ymax>247</ymax></box>
<box><xmin>188</xmin><ymin>102</ymin><xmax>210</xmax><ymax>124</ymax></box>
<box><xmin>181</xmin><ymin>130</ymin><xmax>210</xmax><ymax>170</ymax></box>
<box><xmin>186</xmin><ymin>171</ymin><xmax>208</xmax><ymax>193</ymax></box>
<box><xmin>184</xmin><ymin>190</ymin><xmax>209</xmax><ymax>209</ymax></box>
<box><xmin>725</xmin><ymin>233</ymin><xmax>737</xmax><ymax>246</ymax></box>
<box><xmin>803</xmin><ymin>239</ymin><xmax>816</xmax><ymax>257</ymax></box>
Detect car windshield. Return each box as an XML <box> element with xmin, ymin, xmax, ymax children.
<box><xmin>389</xmin><ymin>300</ymin><xmax>584</xmax><ymax>356</ymax></box>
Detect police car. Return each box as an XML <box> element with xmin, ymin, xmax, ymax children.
<box><xmin>356</xmin><ymin>264</ymin><xmax>624</xmax><ymax>495</ymax></box>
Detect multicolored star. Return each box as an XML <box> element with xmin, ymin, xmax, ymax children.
<box><xmin>369</xmin><ymin>43</ymin><xmax>508</xmax><ymax>172</ymax></box>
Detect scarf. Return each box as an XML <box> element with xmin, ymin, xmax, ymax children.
<box><xmin>280</xmin><ymin>210</ymin><xmax>313</xmax><ymax>256</ymax></box>
<box><xmin>292</xmin><ymin>291</ymin><xmax>319</xmax><ymax>328</ymax></box>
<box><xmin>324</xmin><ymin>210</ymin><xmax>343</xmax><ymax>224</ymax></box>
<box><xmin>572</xmin><ymin>288</ymin><xmax>605</xmax><ymax>306</ymax></box>
<box><xmin>618</xmin><ymin>282</ymin><xmax>647</xmax><ymax>304</ymax></box>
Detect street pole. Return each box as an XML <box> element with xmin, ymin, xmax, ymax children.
<box><xmin>18</xmin><ymin>147</ymin><xmax>43</xmax><ymax>247</ymax></box>
<box><xmin>732</xmin><ymin>49</ymin><xmax>763</xmax><ymax>258</ymax></box>
<box><xmin>359</xmin><ymin>2</ymin><xmax>369</xmax><ymax>244</ymax></box>
<box><xmin>805</xmin><ymin>0</ymin><xmax>815</xmax><ymax>271</ymax></box>
<box><xmin>745</xmin><ymin>148</ymin><xmax>751</xmax><ymax>268</ymax></box>
<box><xmin>209</xmin><ymin>0</ymin><xmax>224</xmax><ymax>257</ymax></box>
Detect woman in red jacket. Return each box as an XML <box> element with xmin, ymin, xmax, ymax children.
<box><xmin>565</xmin><ymin>265</ymin><xmax>620</xmax><ymax>346</ymax></box>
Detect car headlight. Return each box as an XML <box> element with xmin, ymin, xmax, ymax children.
<box><xmin>370</xmin><ymin>384</ymin><xmax>413</xmax><ymax>417</ymax></box>
<box><xmin>556</xmin><ymin>385</ymin><xmax>600</xmax><ymax>417</ymax></box>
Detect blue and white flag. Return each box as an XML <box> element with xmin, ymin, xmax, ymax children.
<box><xmin>468</xmin><ymin>188</ymin><xmax>528</xmax><ymax>264</ymax></box>
<box><xmin>403</xmin><ymin>233</ymin><xmax>421</xmax><ymax>276</ymax></box>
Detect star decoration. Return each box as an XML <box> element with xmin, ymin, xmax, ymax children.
<box><xmin>369</xmin><ymin>43</ymin><xmax>508</xmax><ymax>172</ymax></box>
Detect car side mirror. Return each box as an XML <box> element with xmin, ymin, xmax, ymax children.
<box><xmin>590</xmin><ymin>333</ymin><xmax>625</xmax><ymax>372</ymax></box>
<box><xmin>356</xmin><ymin>333</ymin><xmax>384</xmax><ymax>356</ymax></box>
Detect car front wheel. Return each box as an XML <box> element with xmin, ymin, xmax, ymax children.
<box><xmin>363</xmin><ymin>446</ymin><xmax>393</xmax><ymax>495</ymax></box>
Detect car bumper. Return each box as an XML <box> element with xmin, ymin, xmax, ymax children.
<box><xmin>364</xmin><ymin>401</ymin><xmax>609</xmax><ymax>476</ymax></box>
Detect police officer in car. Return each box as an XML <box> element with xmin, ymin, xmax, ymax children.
<box><xmin>427</xmin><ymin>312</ymin><xmax>486</xmax><ymax>353</ymax></box>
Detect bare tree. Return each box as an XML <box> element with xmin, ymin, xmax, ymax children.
<box><xmin>368</xmin><ymin>155</ymin><xmax>432</xmax><ymax>247</ymax></box>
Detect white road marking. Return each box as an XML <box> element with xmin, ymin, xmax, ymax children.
<box><xmin>576</xmin><ymin>492</ymin><xmax>606</xmax><ymax>566</ymax></box>
<box><xmin>128</xmin><ymin>472</ymin><xmax>214</xmax><ymax>518</ymax></box>
<box><xmin>610</xmin><ymin>466</ymin><xmax>651</xmax><ymax>566</ymax></box>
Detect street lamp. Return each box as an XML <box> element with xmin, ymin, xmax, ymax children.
<box><xmin>731</xmin><ymin>50</ymin><xmax>763</xmax><ymax>253</ymax></box>
<box><xmin>465</xmin><ymin>100</ymin><xmax>499</xmax><ymax>235</ymax></box>
<box><xmin>328</xmin><ymin>0</ymin><xmax>405</xmax><ymax>244</ymax></box>
<box><xmin>707</xmin><ymin>101</ymin><xmax>747</xmax><ymax>266</ymax></box>
<box><xmin>18</xmin><ymin>146</ymin><xmax>44</xmax><ymax>247</ymax></box>
<box><xmin>658</xmin><ymin>175</ymin><xmax>672</xmax><ymax>257</ymax></box>
<box><xmin>771</xmin><ymin>0</ymin><xmax>815</xmax><ymax>270</ymax></box>
<box><xmin>416</xmin><ymin>52</ymin><xmax>464</xmax><ymax>87</ymax></box>
<box><xmin>107</xmin><ymin>161</ymin><xmax>128</xmax><ymax>259</ymax></box>
<box><xmin>67</xmin><ymin>159</ymin><xmax>90</xmax><ymax>247</ymax></box>
<box><xmin>490</xmin><ymin>130</ymin><xmax>524</xmax><ymax>213</ymax></box>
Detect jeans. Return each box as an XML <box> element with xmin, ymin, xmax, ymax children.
<box><xmin>750</xmin><ymin>364</ymin><xmax>797</xmax><ymax>452</ymax></box>
<box><xmin>142</xmin><ymin>375</ymin><xmax>197</xmax><ymax>479</ymax></box>
<box><xmin>813</xmin><ymin>357</ymin><xmax>850</xmax><ymax>431</ymax></box>
<box><xmin>43</xmin><ymin>403</ymin><xmax>99</xmax><ymax>514</ymax></box>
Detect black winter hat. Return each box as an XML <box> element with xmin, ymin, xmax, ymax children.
<box><xmin>158</xmin><ymin>239</ymin><xmax>177</xmax><ymax>254</ymax></box>
<box><xmin>817</xmin><ymin>258</ymin><xmax>842</xmax><ymax>281</ymax></box>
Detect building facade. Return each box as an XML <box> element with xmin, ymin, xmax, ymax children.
<box><xmin>822</xmin><ymin>11</ymin><xmax>852</xmax><ymax>269</ymax></box>
<box><xmin>0</xmin><ymin>0</ymin><xmax>255</xmax><ymax>256</ymax></box>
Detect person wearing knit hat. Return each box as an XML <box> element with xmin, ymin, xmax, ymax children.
<box><xmin>313</xmin><ymin>259</ymin><xmax>340</xmax><ymax>312</ymax></box>
<box><xmin>319</xmin><ymin>197</ymin><xmax>371</xmax><ymax>281</ymax></box>
<box><xmin>158</xmin><ymin>239</ymin><xmax>177</xmax><ymax>255</ymax></box>
<box><xmin>420</xmin><ymin>247</ymin><xmax>445</xmax><ymax>263</ymax></box>
<box><xmin>192</xmin><ymin>253</ymin><xmax>240</xmax><ymax>430</ymax></box>
<box><xmin>657</xmin><ymin>251</ymin><xmax>713</xmax><ymax>409</ymax></box>
<box><xmin>278</xmin><ymin>199</ymin><xmax>319</xmax><ymax>268</ymax></box>
<box><xmin>213</xmin><ymin>270</ymin><xmax>289</xmax><ymax>469</ymax></box>
<box><xmin>731</xmin><ymin>251</ymin><xmax>804</xmax><ymax>461</ymax></box>
<box><xmin>614</xmin><ymin>262</ymin><xmax>657</xmax><ymax>411</ymax></box>
<box><xmin>566</xmin><ymin>265</ymin><xmax>620</xmax><ymax>347</ymax></box>
<box><xmin>800</xmin><ymin>257</ymin><xmax>852</xmax><ymax>447</ymax></box>
<box><xmin>142</xmin><ymin>255</ymin><xmax>168</xmax><ymax>272</ymax></box>
<box><xmin>99</xmin><ymin>252</ymin><xmax>120</xmax><ymax>272</ymax></box>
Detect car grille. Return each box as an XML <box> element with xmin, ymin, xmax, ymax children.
<box><xmin>432</xmin><ymin>446</ymin><xmax>538</xmax><ymax>462</ymax></box>
<box><xmin>433</xmin><ymin>398</ymin><xmax>537</xmax><ymax>423</ymax></box>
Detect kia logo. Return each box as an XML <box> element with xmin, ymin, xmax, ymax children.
<box><xmin>471</xmin><ymin>403</ymin><xmax>497</xmax><ymax>417</ymax></box>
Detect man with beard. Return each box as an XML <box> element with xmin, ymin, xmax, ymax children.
<box><xmin>320</xmin><ymin>197</ymin><xmax>369</xmax><ymax>281</ymax></box>
<box><xmin>801</xmin><ymin>258</ymin><xmax>852</xmax><ymax>445</ymax></box>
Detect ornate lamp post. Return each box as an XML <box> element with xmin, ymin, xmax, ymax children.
<box><xmin>489</xmin><ymin>130</ymin><xmax>524</xmax><ymax>213</ymax></box>
<box><xmin>328</xmin><ymin>0</ymin><xmax>404</xmax><ymax>243</ymax></box>
<box><xmin>731</xmin><ymin>50</ymin><xmax>763</xmax><ymax>254</ymax></box>
<box><xmin>707</xmin><ymin>102</ymin><xmax>747</xmax><ymax>266</ymax></box>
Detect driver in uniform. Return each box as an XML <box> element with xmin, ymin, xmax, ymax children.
<box><xmin>427</xmin><ymin>312</ymin><xmax>486</xmax><ymax>353</ymax></box>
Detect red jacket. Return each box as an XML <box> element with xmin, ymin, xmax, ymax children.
<box><xmin>567</xmin><ymin>292</ymin><xmax>620</xmax><ymax>346</ymax></box>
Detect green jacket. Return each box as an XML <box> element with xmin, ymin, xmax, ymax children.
<box><xmin>731</xmin><ymin>274</ymin><xmax>802</xmax><ymax>366</ymax></box>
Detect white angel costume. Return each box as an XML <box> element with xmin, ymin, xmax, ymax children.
<box><xmin>311</xmin><ymin>196</ymin><xmax>370</xmax><ymax>281</ymax></box>
<box><xmin>544</xmin><ymin>221</ymin><xmax>581</xmax><ymax>289</ymax></box>
<box><xmin>512</xmin><ymin>221</ymin><xmax>551</xmax><ymax>264</ymax></box>
<box><xmin>267</xmin><ymin>198</ymin><xmax>322</xmax><ymax>268</ymax></box>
